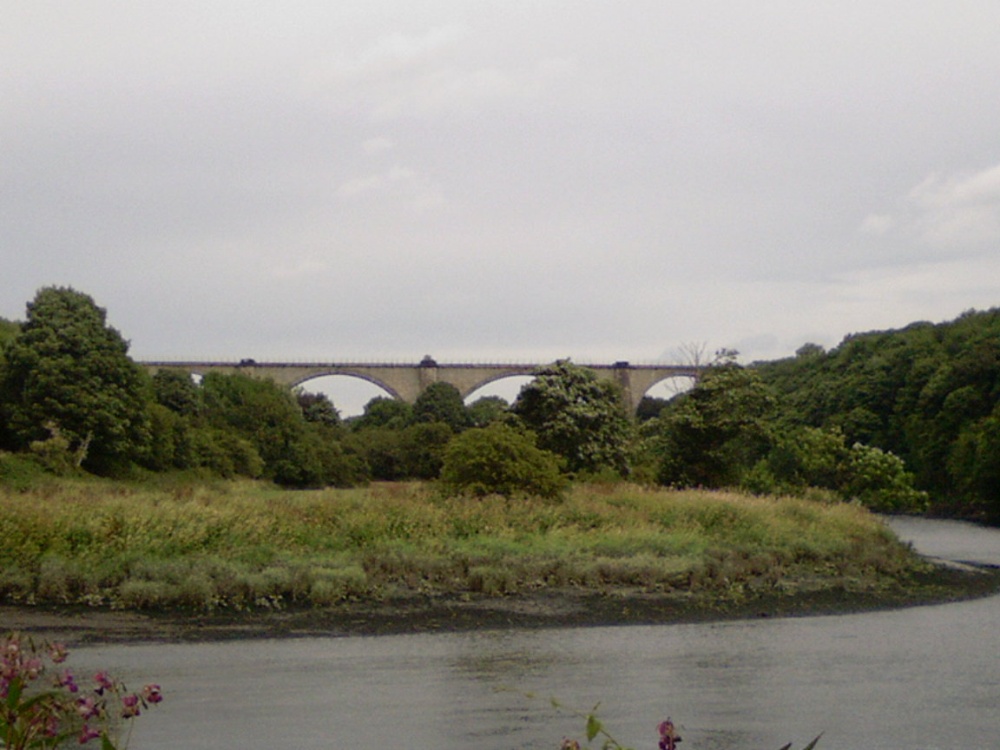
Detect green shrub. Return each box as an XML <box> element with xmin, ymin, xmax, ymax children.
<box><xmin>440</xmin><ymin>423</ymin><xmax>566</xmax><ymax>499</ymax></box>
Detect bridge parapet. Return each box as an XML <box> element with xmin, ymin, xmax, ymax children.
<box><xmin>141</xmin><ymin>360</ymin><xmax>702</xmax><ymax>412</ymax></box>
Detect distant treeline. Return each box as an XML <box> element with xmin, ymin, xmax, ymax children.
<box><xmin>753</xmin><ymin>308</ymin><xmax>1000</xmax><ymax>519</ymax></box>
<box><xmin>3</xmin><ymin>285</ymin><xmax>993</xmax><ymax>519</ymax></box>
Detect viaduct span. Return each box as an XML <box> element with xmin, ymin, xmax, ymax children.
<box><xmin>141</xmin><ymin>359</ymin><xmax>703</xmax><ymax>412</ymax></box>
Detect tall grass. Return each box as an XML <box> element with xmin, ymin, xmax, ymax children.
<box><xmin>0</xmin><ymin>478</ymin><xmax>925</xmax><ymax>610</ymax></box>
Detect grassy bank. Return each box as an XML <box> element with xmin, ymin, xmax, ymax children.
<box><xmin>0</xmin><ymin>478</ymin><xmax>934</xmax><ymax>614</ymax></box>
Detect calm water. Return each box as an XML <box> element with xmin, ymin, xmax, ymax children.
<box><xmin>74</xmin><ymin>518</ymin><xmax>1000</xmax><ymax>750</ymax></box>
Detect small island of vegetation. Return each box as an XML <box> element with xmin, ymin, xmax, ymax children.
<box><xmin>1</xmin><ymin>286</ymin><xmax>998</xmax><ymax>640</ymax></box>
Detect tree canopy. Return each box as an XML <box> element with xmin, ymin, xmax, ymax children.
<box><xmin>511</xmin><ymin>360</ymin><xmax>633</xmax><ymax>476</ymax></box>
<box><xmin>0</xmin><ymin>287</ymin><xmax>150</xmax><ymax>471</ymax></box>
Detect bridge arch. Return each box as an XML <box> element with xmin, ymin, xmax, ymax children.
<box><xmin>291</xmin><ymin>373</ymin><xmax>400</xmax><ymax>417</ymax></box>
<box><xmin>462</xmin><ymin>374</ymin><xmax>535</xmax><ymax>405</ymax></box>
<box><xmin>637</xmin><ymin>373</ymin><xmax>698</xmax><ymax>402</ymax></box>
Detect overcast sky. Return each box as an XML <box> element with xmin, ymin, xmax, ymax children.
<box><xmin>4</xmin><ymin>3</ymin><xmax>1000</xmax><ymax>394</ymax></box>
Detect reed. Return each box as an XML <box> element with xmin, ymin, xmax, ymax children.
<box><xmin>0</xmin><ymin>478</ymin><xmax>926</xmax><ymax>610</ymax></box>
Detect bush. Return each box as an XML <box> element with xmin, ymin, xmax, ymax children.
<box><xmin>439</xmin><ymin>423</ymin><xmax>566</xmax><ymax>499</ymax></box>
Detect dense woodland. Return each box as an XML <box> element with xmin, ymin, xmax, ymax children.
<box><xmin>0</xmin><ymin>286</ymin><xmax>997</xmax><ymax>521</ymax></box>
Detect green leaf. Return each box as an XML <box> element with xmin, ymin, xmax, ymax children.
<box><xmin>586</xmin><ymin>714</ymin><xmax>602</xmax><ymax>742</ymax></box>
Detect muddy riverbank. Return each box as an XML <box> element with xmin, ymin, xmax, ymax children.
<box><xmin>4</xmin><ymin>561</ymin><xmax>997</xmax><ymax>645</ymax></box>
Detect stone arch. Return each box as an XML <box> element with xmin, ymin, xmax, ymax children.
<box><xmin>289</xmin><ymin>369</ymin><xmax>403</xmax><ymax>403</ymax></box>
<box><xmin>462</xmin><ymin>373</ymin><xmax>536</xmax><ymax>405</ymax></box>
<box><xmin>639</xmin><ymin>373</ymin><xmax>698</xmax><ymax>401</ymax></box>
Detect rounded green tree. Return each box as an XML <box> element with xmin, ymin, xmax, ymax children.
<box><xmin>511</xmin><ymin>360</ymin><xmax>633</xmax><ymax>476</ymax></box>
<box><xmin>0</xmin><ymin>286</ymin><xmax>150</xmax><ymax>471</ymax></box>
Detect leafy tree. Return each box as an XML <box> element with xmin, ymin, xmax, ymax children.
<box><xmin>635</xmin><ymin>395</ymin><xmax>669</xmax><ymax>422</ymax></box>
<box><xmin>345</xmin><ymin>422</ymin><xmax>451</xmax><ymax>480</ymax></box>
<box><xmin>296</xmin><ymin>389</ymin><xmax>341</xmax><ymax>427</ymax></box>
<box><xmin>653</xmin><ymin>359</ymin><xmax>776</xmax><ymax>488</ymax></box>
<box><xmin>0</xmin><ymin>287</ymin><xmax>150</xmax><ymax>471</ymax></box>
<box><xmin>151</xmin><ymin>368</ymin><xmax>201</xmax><ymax>416</ymax></box>
<box><xmin>511</xmin><ymin>360</ymin><xmax>633</xmax><ymax>476</ymax></box>
<box><xmin>746</xmin><ymin>425</ymin><xmax>927</xmax><ymax>512</ymax></box>
<box><xmin>270</xmin><ymin>423</ymin><xmax>366</xmax><ymax>488</ymax></box>
<box><xmin>440</xmin><ymin>422</ymin><xmax>565</xmax><ymax>498</ymax></box>
<box><xmin>412</xmin><ymin>381</ymin><xmax>469</xmax><ymax>431</ymax></box>
<box><xmin>466</xmin><ymin>395</ymin><xmax>509</xmax><ymax>427</ymax></box>
<box><xmin>351</xmin><ymin>397</ymin><xmax>412</xmax><ymax>431</ymax></box>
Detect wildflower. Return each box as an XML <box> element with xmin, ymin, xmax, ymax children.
<box><xmin>57</xmin><ymin>669</ymin><xmax>79</xmax><ymax>693</ymax></box>
<box><xmin>49</xmin><ymin>642</ymin><xmax>69</xmax><ymax>664</ymax></box>
<box><xmin>76</xmin><ymin>695</ymin><xmax>101</xmax><ymax>720</ymax></box>
<box><xmin>142</xmin><ymin>684</ymin><xmax>163</xmax><ymax>704</ymax></box>
<box><xmin>121</xmin><ymin>693</ymin><xmax>142</xmax><ymax>718</ymax></box>
<box><xmin>658</xmin><ymin>718</ymin><xmax>682</xmax><ymax>750</ymax></box>
<box><xmin>78</xmin><ymin>723</ymin><xmax>102</xmax><ymax>744</ymax></box>
<box><xmin>22</xmin><ymin>656</ymin><xmax>43</xmax><ymax>680</ymax></box>
<box><xmin>94</xmin><ymin>670</ymin><xmax>114</xmax><ymax>695</ymax></box>
<box><xmin>560</xmin><ymin>740</ymin><xmax>582</xmax><ymax>750</ymax></box>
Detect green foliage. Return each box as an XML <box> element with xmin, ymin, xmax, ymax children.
<box><xmin>412</xmin><ymin>381</ymin><xmax>469</xmax><ymax>431</ymax></box>
<box><xmin>295</xmin><ymin>389</ymin><xmax>341</xmax><ymax>427</ymax></box>
<box><xmin>653</xmin><ymin>360</ymin><xmax>776</xmax><ymax>488</ymax></box>
<box><xmin>757</xmin><ymin>308</ymin><xmax>1000</xmax><ymax>517</ymax></box>
<box><xmin>439</xmin><ymin>423</ymin><xmax>566</xmax><ymax>498</ymax></box>
<box><xmin>466</xmin><ymin>395</ymin><xmax>509</xmax><ymax>427</ymax></box>
<box><xmin>512</xmin><ymin>360</ymin><xmax>633</xmax><ymax>476</ymax></box>
<box><xmin>351</xmin><ymin>397</ymin><xmax>413</xmax><ymax>430</ymax></box>
<box><xmin>346</xmin><ymin>422</ymin><xmax>452</xmax><ymax>480</ymax></box>
<box><xmin>269</xmin><ymin>423</ymin><xmax>366</xmax><ymax>488</ymax></box>
<box><xmin>746</xmin><ymin>426</ymin><xmax>928</xmax><ymax>512</ymax></box>
<box><xmin>0</xmin><ymin>287</ymin><xmax>150</xmax><ymax>472</ymax></box>
<box><xmin>151</xmin><ymin>368</ymin><xmax>200</xmax><ymax>416</ymax></box>
<box><xmin>635</xmin><ymin>395</ymin><xmax>669</xmax><ymax>422</ymax></box>
<box><xmin>0</xmin><ymin>481</ymin><xmax>923</xmax><ymax>610</ymax></box>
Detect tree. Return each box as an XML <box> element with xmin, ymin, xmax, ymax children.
<box><xmin>199</xmin><ymin>372</ymin><xmax>307</xmax><ymax>479</ymax></box>
<box><xmin>511</xmin><ymin>360</ymin><xmax>633</xmax><ymax>476</ymax></box>
<box><xmin>152</xmin><ymin>368</ymin><xmax>201</xmax><ymax>416</ymax></box>
<box><xmin>295</xmin><ymin>389</ymin><xmax>341</xmax><ymax>427</ymax></box>
<box><xmin>653</xmin><ymin>360</ymin><xmax>775</xmax><ymax>488</ymax></box>
<box><xmin>0</xmin><ymin>287</ymin><xmax>150</xmax><ymax>471</ymax></box>
<box><xmin>351</xmin><ymin>397</ymin><xmax>412</xmax><ymax>431</ymax></box>
<box><xmin>412</xmin><ymin>381</ymin><xmax>469</xmax><ymax>431</ymax></box>
<box><xmin>440</xmin><ymin>423</ymin><xmax>565</xmax><ymax>498</ymax></box>
<box><xmin>466</xmin><ymin>395</ymin><xmax>509</xmax><ymax>427</ymax></box>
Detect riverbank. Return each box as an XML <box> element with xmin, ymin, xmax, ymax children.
<box><xmin>5</xmin><ymin>480</ymin><xmax>990</xmax><ymax>644</ymax></box>
<box><xmin>5</xmin><ymin>560</ymin><xmax>998</xmax><ymax>645</ymax></box>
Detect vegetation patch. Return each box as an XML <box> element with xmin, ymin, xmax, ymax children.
<box><xmin>0</xmin><ymin>479</ymin><xmax>936</xmax><ymax>615</ymax></box>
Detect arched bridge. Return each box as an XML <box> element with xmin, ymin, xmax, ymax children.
<box><xmin>140</xmin><ymin>359</ymin><xmax>703</xmax><ymax>412</ymax></box>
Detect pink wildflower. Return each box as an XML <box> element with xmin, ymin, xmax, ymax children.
<box><xmin>658</xmin><ymin>718</ymin><xmax>682</xmax><ymax>750</ymax></box>
<box><xmin>78</xmin><ymin>723</ymin><xmax>101</xmax><ymax>744</ymax></box>
<box><xmin>57</xmin><ymin>669</ymin><xmax>79</xmax><ymax>693</ymax></box>
<box><xmin>49</xmin><ymin>642</ymin><xmax>69</xmax><ymax>664</ymax></box>
<box><xmin>121</xmin><ymin>693</ymin><xmax>141</xmax><ymax>718</ymax></box>
<box><xmin>93</xmin><ymin>670</ymin><xmax>114</xmax><ymax>695</ymax></box>
<box><xmin>141</xmin><ymin>684</ymin><xmax>163</xmax><ymax>704</ymax></box>
<box><xmin>22</xmin><ymin>656</ymin><xmax>43</xmax><ymax>680</ymax></box>
<box><xmin>76</xmin><ymin>695</ymin><xmax>101</xmax><ymax>720</ymax></box>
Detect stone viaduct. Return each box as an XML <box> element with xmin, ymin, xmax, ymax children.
<box><xmin>140</xmin><ymin>358</ymin><xmax>703</xmax><ymax>412</ymax></box>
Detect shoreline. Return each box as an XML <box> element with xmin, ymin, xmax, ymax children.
<box><xmin>3</xmin><ymin>563</ymin><xmax>998</xmax><ymax>646</ymax></box>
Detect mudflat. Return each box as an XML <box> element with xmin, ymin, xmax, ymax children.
<box><xmin>4</xmin><ymin>563</ymin><xmax>998</xmax><ymax>646</ymax></box>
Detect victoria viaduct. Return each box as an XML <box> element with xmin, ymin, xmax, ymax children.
<box><xmin>140</xmin><ymin>358</ymin><xmax>703</xmax><ymax>412</ymax></box>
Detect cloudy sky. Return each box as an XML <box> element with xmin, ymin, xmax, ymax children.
<box><xmin>4</xmin><ymin>3</ymin><xmax>1000</xmax><ymax>407</ymax></box>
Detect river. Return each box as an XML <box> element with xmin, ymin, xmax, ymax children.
<box><xmin>73</xmin><ymin>518</ymin><xmax>1000</xmax><ymax>750</ymax></box>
